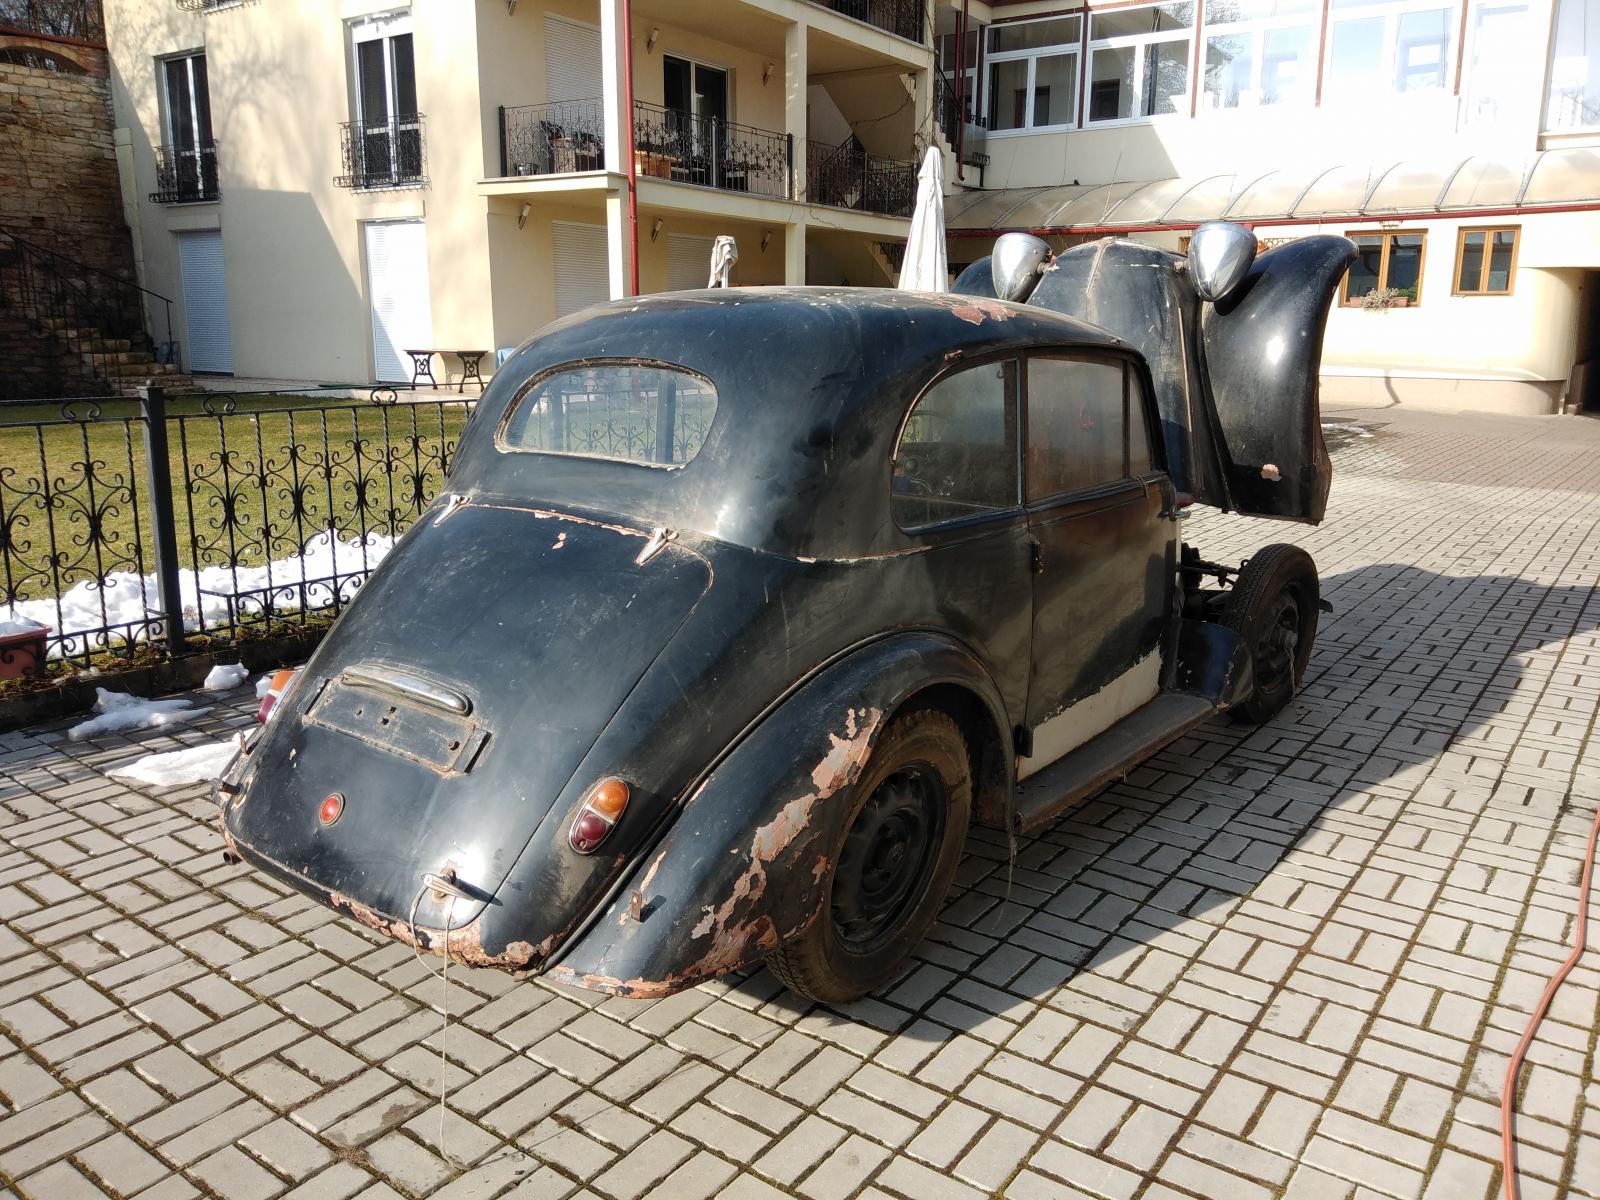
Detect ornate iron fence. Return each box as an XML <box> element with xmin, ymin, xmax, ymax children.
<box><xmin>806</xmin><ymin>138</ymin><xmax>916</xmax><ymax>217</ymax></box>
<box><xmin>150</xmin><ymin>142</ymin><xmax>220</xmax><ymax>204</ymax></box>
<box><xmin>0</xmin><ymin>385</ymin><xmax>474</xmax><ymax>669</ymax></box>
<box><xmin>335</xmin><ymin>114</ymin><xmax>427</xmax><ymax>190</ymax></box>
<box><xmin>499</xmin><ymin>99</ymin><xmax>606</xmax><ymax>177</ymax></box>
<box><xmin>631</xmin><ymin>101</ymin><xmax>793</xmax><ymax>199</ymax></box>
<box><xmin>806</xmin><ymin>0</ymin><xmax>925</xmax><ymax>42</ymax></box>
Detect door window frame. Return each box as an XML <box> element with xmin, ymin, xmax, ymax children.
<box><xmin>1021</xmin><ymin>350</ymin><xmax>1160</xmax><ymax>509</ymax></box>
<box><xmin>890</xmin><ymin>353</ymin><xmax>1024</xmax><ymax>536</ymax></box>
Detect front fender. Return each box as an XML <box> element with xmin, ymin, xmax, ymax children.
<box><xmin>545</xmin><ymin>632</ymin><xmax>1008</xmax><ymax>998</ymax></box>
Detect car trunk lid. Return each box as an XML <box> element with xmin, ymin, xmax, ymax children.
<box><xmin>226</xmin><ymin>501</ymin><xmax>710</xmax><ymax>934</ymax></box>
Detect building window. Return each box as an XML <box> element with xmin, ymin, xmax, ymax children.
<box><xmin>1462</xmin><ymin>1</ymin><xmax>1534</xmax><ymax>125</ymax></box>
<box><xmin>1454</xmin><ymin>227</ymin><xmax>1517</xmax><ymax>294</ymax></box>
<box><xmin>1323</xmin><ymin>0</ymin><xmax>1459</xmax><ymax>105</ymax></box>
<box><xmin>1087</xmin><ymin>2</ymin><xmax>1194</xmax><ymax>123</ymax></box>
<box><xmin>985</xmin><ymin>15</ymin><xmax>1083</xmax><ymax>131</ymax></box>
<box><xmin>1545</xmin><ymin>0</ymin><xmax>1600</xmax><ymax>131</ymax></box>
<box><xmin>1343</xmin><ymin>231</ymin><xmax>1426</xmax><ymax>305</ymax></box>
<box><xmin>342</xmin><ymin>13</ymin><xmax>423</xmax><ymax>189</ymax></box>
<box><xmin>1200</xmin><ymin>0</ymin><xmax>1318</xmax><ymax>110</ymax></box>
<box><xmin>155</xmin><ymin>52</ymin><xmax>217</xmax><ymax>202</ymax></box>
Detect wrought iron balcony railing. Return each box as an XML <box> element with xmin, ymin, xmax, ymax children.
<box><xmin>806</xmin><ymin>137</ymin><xmax>916</xmax><ymax>217</ymax></box>
<box><xmin>806</xmin><ymin>0</ymin><xmax>925</xmax><ymax>43</ymax></box>
<box><xmin>150</xmin><ymin>142</ymin><xmax>219</xmax><ymax>204</ymax></box>
<box><xmin>630</xmin><ymin>101</ymin><xmax>792</xmax><ymax>199</ymax></box>
<box><xmin>499</xmin><ymin>99</ymin><xmax>606</xmax><ymax>177</ymax></box>
<box><xmin>335</xmin><ymin>114</ymin><xmax>426</xmax><ymax>190</ymax></box>
<box><xmin>933</xmin><ymin>67</ymin><xmax>989</xmax><ymax>168</ymax></box>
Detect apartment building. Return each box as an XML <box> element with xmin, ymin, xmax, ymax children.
<box><xmin>932</xmin><ymin>0</ymin><xmax>1600</xmax><ymax>414</ymax></box>
<box><xmin>102</xmin><ymin>0</ymin><xmax>933</xmax><ymax>384</ymax></box>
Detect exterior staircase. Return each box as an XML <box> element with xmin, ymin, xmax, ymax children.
<box><xmin>0</xmin><ymin>225</ymin><xmax>185</xmax><ymax>400</ymax></box>
<box><xmin>38</xmin><ymin>317</ymin><xmax>192</xmax><ymax>393</ymax></box>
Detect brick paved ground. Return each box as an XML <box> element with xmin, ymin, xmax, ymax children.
<box><xmin>1</xmin><ymin>406</ymin><xmax>1597</xmax><ymax>1200</ymax></box>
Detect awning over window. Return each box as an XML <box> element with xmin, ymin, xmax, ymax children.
<box><xmin>944</xmin><ymin>148</ymin><xmax>1600</xmax><ymax>233</ymax></box>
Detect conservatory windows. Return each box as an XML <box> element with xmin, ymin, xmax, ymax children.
<box><xmin>985</xmin><ymin>15</ymin><xmax>1082</xmax><ymax>132</ymax></box>
<box><xmin>1086</xmin><ymin>2</ymin><xmax>1194</xmax><ymax>123</ymax></box>
<box><xmin>1323</xmin><ymin>0</ymin><xmax>1458</xmax><ymax>104</ymax></box>
<box><xmin>1200</xmin><ymin>0</ymin><xmax>1319</xmax><ymax>109</ymax></box>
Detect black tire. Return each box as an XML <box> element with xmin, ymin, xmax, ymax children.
<box><xmin>767</xmin><ymin>710</ymin><xmax>971</xmax><ymax>1003</ymax></box>
<box><xmin>1224</xmin><ymin>543</ymin><xmax>1319</xmax><ymax>724</ymax></box>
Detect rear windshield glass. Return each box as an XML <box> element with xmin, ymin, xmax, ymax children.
<box><xmin>498</xmin><ymin>363</ymin><xmax>717</xmax><ymax>467</ymax></box>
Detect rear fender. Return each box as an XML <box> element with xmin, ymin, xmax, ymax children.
<box><xmin>545</xmin><ymin>633</ymin><xmax>1009</xmax><ymax>997</ymax></box>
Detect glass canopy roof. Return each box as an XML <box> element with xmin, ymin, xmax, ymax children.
<box><xmin>946</xmin><ymin>149</ymin><xmax>1600</xmax><ymax>231</ymax></box>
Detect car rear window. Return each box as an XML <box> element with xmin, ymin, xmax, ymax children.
<box><xmin>498</xmin><ymin>363</ymin><xmax>717</xmax><ymax>467</ymax></box>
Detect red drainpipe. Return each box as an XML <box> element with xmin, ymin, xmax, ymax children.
<box><xmin>621</xmin><ymin>0</ymin><xmax>640</xmax><ymax>295</ymax></box>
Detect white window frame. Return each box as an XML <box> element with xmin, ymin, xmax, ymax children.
<box><xmin>1085</xmin><ymin>2</ymin><xmax>1197</xmax><ymax>127</ymax></box>
<box><xmin>1198</xmin><ymin>2</ymin><xmax>1319</xmax><ymax>112</ymax></box>
<box><xmin>1459</xmin><ymin>0</ymin><xmax>1532</xmax><ymax>126</ymax></box>
<box><xmin>1543</xmin><ymin>0</ymin><xmax>1600</xmax><ymax>132</ymax></box>
<box><xmin>161</xmin><ymin>51</ymin><xmax>209</xmax><ymax>150</ymax></box>
<box><xmin>1321</xmin><ymin>0</ymin><xmax>1460</xmax><ymax>105</ymax></box>
<box><xmin>350</xmin><ymin>11</ymin><xmax>415</xmax><ymax>128</ymax></box>
<box><xmin>983</xmin><ymin>14</ymin><xmax>1085</xmax><ymax>134</ymax></box>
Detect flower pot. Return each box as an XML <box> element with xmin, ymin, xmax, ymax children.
<box><xmin>0</xmin><ymin>620</ymin><xmax>48</xmax><ymax>680</ymax></box>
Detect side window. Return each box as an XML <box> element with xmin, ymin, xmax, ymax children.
<box><xmin>1026</xmin><ymin>356</ymin><xmax>1128</xmax><ymax>500</ymax></box>
<box><xmin>892</xmin><ymin>359</ymin><xmax>1019</xmax><ymax>531</ymax></box>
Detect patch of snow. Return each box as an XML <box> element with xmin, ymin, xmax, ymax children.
<box><xmin>0</xmin><ymin>618</ymin><xmax>46</xmax><ymax>637</ymax></box>
<box><xmin>255</xmin><ymin>674</ymin><xmax>274</xmax><ymax>699</ymax></box>
<box><xmin>6</xmin><ymin>531</ymin><xmax>395</xmax><ymax>659</ymax></box>
<box><xmin>110</xmin><ymin>739</ymin><xmax>237</xmax><ymax>787</ymax></box>
<box><xmin>202</xmin><ymin>663</ymin><xmax>250</xmax><ymax>692</ymax></box>
<box><xmin>68</xmin><ymin>689</ymin><xmax>207</xmax><ymax>741</ymax></box>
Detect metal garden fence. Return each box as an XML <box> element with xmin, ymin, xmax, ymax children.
<box><xmin>0</xmin><ymin>384</ymin><xmax>475</xmax><ymax>668</ymax></box>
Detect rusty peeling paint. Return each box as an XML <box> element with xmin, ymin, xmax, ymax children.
<box><xmin>945</xmin><ymin>296</ymin><xmax>1017</xmax><ymax>326</ymax></box>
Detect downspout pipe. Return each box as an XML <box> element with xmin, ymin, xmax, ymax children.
<box><xmin>954</xmin><ymin>0</ymin><xmax>969</xmax><ymax>182</ymax></box>
<box><xmin>622</xmin><ymin>0</ymin><xmax>640</xmax><ymax>295</ymax></box>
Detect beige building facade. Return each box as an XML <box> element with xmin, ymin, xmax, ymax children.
<box><xmin>932</xmin><ymin>0</ymin><xmax>1600</xmax><ymax>415</ymax></box>
<box><xmin>103</xmin><ymin>0</ymin><xmax>933</xmax><ymax>385</ymax></box>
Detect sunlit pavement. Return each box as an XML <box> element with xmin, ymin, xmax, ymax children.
<box><xmin>1</xmin><ymin>406</ymin><xmax>1596</xmax><ymax>1200</ymax></box>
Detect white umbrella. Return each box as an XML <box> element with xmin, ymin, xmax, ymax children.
<box><xmin>897</xmin><ymin>146</ymin><xmax>948</xmax><ymax>293</ymax></box>
<box><xmin>708</xmin><ymin>235</ymin><xmax>738</xmax><ymax>287</ymax></box>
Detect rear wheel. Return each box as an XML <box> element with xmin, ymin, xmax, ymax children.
<box><xmin>1224</xmin><ymin>543</ymin><xmax>1319</xmax><ymax>723</ymax></box>
<box><xmin>767</xmin><ymin>710</ymin><xmax>971</xmax><ymax>1003</ymax></box>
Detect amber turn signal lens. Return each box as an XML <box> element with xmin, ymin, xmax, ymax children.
<box><xmin>318</xmin><ymin>792</ymin><xmax>344</xmax><ymax>826</ymax></box>
<box><xmin>256</xmin><ymin>668</ymin><xmax>300</xmax><ymax>724</ymax></box>
<box><xmin>568</xmin><ymin>778</ymin><xmax>630</xmax><ymax>854</ymax></box>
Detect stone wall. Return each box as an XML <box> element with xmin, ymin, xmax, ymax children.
<box><xmin>0</xmin><ymin>30</ymin><xmax>134</xmax><ymax>274</ymax></box>
<box><xmin>0</xmin><ymin>29</ymin><xmax>141</xmax><ymax>397</ymax></box>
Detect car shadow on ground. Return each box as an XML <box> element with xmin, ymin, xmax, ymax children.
<box><xmin>751</xmin><ymin>560</ymin><xmax>1597</xmax><ymax>1036</ymax></box>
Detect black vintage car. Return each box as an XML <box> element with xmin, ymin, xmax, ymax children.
<box><xmin>219</xmin><ymin>223</ymin><xmax>1356</xmax><ymax>1002</ymax></box>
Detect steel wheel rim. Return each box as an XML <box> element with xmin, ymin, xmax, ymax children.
<box><xmin>1258</xmin><ymin>588</ymin><xmax>1301</xmax><ymax>690</ymax></box>
<box><xmin>831</xmin><ymin>762</ymin><xmax>946</xmax><ymax>953</ymax></box>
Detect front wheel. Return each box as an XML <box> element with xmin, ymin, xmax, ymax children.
<box><xmin>766</xmin><ymin>710</ymin><xmax>971</xmax><ymax>1003</ymax></box>
<box><xmin>1224</xmin><ymin>543</ymin><xmax>1320</xmax><ymax>723</ymax></box>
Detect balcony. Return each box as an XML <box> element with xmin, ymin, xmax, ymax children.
<box><xmin>498</xmin><ymin>100</ymin><xmax>794</xmax><ymax>200</ymax></box>
<box><xmin>807</xmin><ymin>139</ymin><xmax>915</xmax><ymax>217</ymax></box>
<box><xmin>495</xmin><ymin>100</ymin><xmax>913</xmax><ymax>218</ymax></box>
<box><xmin>499</xmin><ymin>99</ymin><xmax>606</xmax><ymax>177</ymax></box>
<box><xmin>335</xmin><ymin>114</ymin><xmax>426</xmax><ymax>190</ymax></box>
<box><xmin>806</xmin><ymin>0</ymin><xmax>925</xmax><ymax>43</ymax></box>
<box><xmin>631</xmin><ymin>102</ymin><xmax>792</xmax><ymax>199</ymax></box>
<box><xmin>149</xmin><ymin>142</ymin><xmax>220</xmax><ymax>204</ymax></box>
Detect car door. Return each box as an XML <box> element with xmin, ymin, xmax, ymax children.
<box><xmin>1020</xmin><ymin>352</ymin><xmax>1175</xmax><ymax>777</ymax></box>
<box><xmin>891</xmin><ymin>356</ymin><xmax>1034</xmax><ymax>725</ymax></box>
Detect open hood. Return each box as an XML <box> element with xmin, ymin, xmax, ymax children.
<box><xmin>954</xmin><ymin>233</ymin><xmax>1356</xmax><ymax>523</ymax></box>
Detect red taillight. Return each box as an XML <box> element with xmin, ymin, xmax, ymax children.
<box><xmin>569</xmin><ymin>778</ymin><xmax>630</xmax><ymax>854</ymax></box>
<box><xmin>318</xmin><ymin>793</ymin><xmax>344</xmax><ymax>825</ymax></box>
<box><xmin>256</xmin><ymin>668</ymin><xmax>299</xmax><ymax>723</ymax></box>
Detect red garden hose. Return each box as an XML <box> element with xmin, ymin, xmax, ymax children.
<box><xmin>1500</xmin><ymin>801</ymin><xmax>1600</xmax><ymax>1200</ymax></box>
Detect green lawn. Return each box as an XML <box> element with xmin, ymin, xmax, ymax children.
<box><xmin>0</xmin><ymin>394</ymin><xmax>474</xmax><ymax>600</ymax></box>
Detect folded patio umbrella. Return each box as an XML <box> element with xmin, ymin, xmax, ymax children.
<box><xmin>898</xmin><ymin>146</ymin><xmax>948</xmax><ymax>293</ymax></box>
